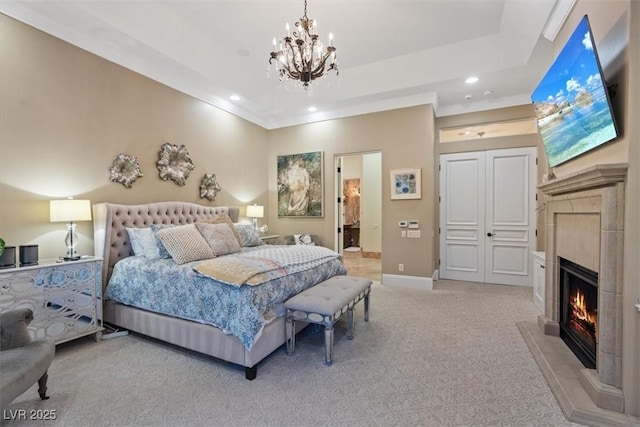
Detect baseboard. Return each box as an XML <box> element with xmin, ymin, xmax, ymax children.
<box><xmin>432</xmin><ymin>269</ymin><xmax>439</xmax><ymax>281</ymax></box>
<box><xmin>382</xmin><ymin>274</ymin><xmax>433</xmax><ymax>290</ymax></box>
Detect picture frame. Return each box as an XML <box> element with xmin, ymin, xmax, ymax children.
<box><xmin>389</xmin><ymin>168</ymin><xmax>421</xmax><ymax>200</ymax></box>
<box><xmin>277</xmin><ymin>151</ymin><xmax>323</xmax><ymax>217</ymax></box>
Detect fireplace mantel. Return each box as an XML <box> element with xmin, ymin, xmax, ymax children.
<box><xmin>538</xmin><ymin>163</ymin><xmax>628</xmax><ymax>195</ymax></box>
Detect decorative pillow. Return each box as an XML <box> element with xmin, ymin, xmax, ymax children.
<box><xmin>195</xmin><ymin>222</ymin><xmax>242</xmax><ymax>256</ymax></box>
<box><xmin>155</xmin><ymin>224</ymin><xmax>214</xmax><ymax>264</ymax></box>
<box><xmin>234</xmin><ymin>223</ymin><xmax>263</xmax><ymax>247</ymax></box>
<box><xmin>151</xmin><ymin>224</ymin><xmax>175</xmax><ymax>259</ymax></box>
<box><xmin>126</xmin><ymin>227</ymin><xmax>160</xmax><ymax>259</ymax></box>
<box><xmin>197</xmin><ymin>214</ymin><xmax>242</xmax><ymax>246</ymax></box>
<box><xmin>0</xmin><ymin>308</ymin><xmax>33</xmax><ymax>350</ymax></box>
<box><xmin>294</xmin><ymin>234</ymin><xmax>315</xmax><ymax>245</ymax></box>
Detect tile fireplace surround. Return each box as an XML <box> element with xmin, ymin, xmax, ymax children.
<box><xmin>526</xmin><ymin>163</ymin><xmax>639</xmax><ymax>426</ymax></box>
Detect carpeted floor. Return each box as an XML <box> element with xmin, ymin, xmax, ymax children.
<box><xmin>5</xmin><ymin>280</ymin><xmax>580</xmax><ymax>427</ymax></box>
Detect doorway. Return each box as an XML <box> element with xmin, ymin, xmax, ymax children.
<box><xmin>439</xmin><ymin>147</ymin><xmax>537</xmax><ymax>286</ymax></box>
<box><xmin>335</xmin><ymin>152</ymin><xmax>382</xmax><ymax>281</ymax></box>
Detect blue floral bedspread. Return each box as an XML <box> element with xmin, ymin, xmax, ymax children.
<box><xmin>105</xmin><ymin>248</ymin><xmax>347</xmax><ymax>349</ymax></box>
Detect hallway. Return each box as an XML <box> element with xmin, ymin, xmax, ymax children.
<box><xmin>341</xmin><ymin>250</ymin><xmax>381</xmax><ymax>282</ymax></box>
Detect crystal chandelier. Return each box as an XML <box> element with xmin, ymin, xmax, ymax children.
<box><xmin>269</xmin><ymin>0</ymin><xmax>338</xmax><ymax>88</ymax></box>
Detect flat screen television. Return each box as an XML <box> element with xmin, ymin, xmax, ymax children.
<box><xmin>531</xmin><ymin>15</ymin><xmax>618</xmax><ymax>168</ymax></box>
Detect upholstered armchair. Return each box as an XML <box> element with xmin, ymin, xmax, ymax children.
<box><xmin>0</xmin><ymin>308</ymin><xmax>55</xmax><ymax>408</ymax></box>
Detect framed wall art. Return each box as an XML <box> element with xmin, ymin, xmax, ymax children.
<box><xmin>389</xmin><ymin>168</ymin><xmax>421</xmax><ymax>200</ymax></box>
<box><xmin>277</xmin><ymin>151</ymin><xmax>323</xmax><ymax>217</ymax></box>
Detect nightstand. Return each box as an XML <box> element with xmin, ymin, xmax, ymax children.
<box><xmin>0</xmin><ymin>257</ymin><xmax>104</xmax><ymax>344</ymax></box>
<box><xmin>260</xmin><ymin>235</ymin><xmax>280</xmax><ymax>245</ymax></box>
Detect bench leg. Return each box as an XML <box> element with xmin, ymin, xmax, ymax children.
<box><xmin>364</xmin><ymin>291</ymin><xmax>370</xmax><ymax>321</ymax></box>
<box><xmin>347</xmin><ymin>308</ymin><xmax>355</xmax><ymax>339</ymax></box>
<box><xmin>324</xmin><ymin>325</ymin><xmax>334</xmax><ymax>366</ymax></box>
<box><xmin>37</xmin><ymin>370</ymin><xmax>49</xmax><ymax>400</ymax></box>
<box><xmin>286</xmin><ymin>318</ymin><xmax>295</xmax><ymax>355</ymax></box>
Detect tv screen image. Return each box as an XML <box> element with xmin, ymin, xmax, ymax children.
<box><xmin>531</xmin><ymin>15</ymin><xmax>618</xmax><ymax>168</ymax></box>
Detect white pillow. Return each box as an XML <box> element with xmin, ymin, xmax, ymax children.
<box><xmin>126</xmin><ymin>227</ymin><xmax>160</xmax><ymax>259</ymax></box>
<box><xmin>155</xmin><ymin>224</ymin><xmax>214</xmax><ymax>264</ymax></box>
<box><xmin>294</xmin><ymin>234</ymin><xmax>315</xmax><ymax>245</ymax></box>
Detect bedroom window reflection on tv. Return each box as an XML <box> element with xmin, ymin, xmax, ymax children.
<box><xmin>531</xmin><ymin>15</ymin><xmax>618</xmax><ymax>168</ymax></box>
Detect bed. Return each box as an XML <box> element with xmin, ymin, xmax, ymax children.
<box><xmin>93</xmin><ymin>201</ymin><xmax>346</xmax><ymax>379</ymax></box>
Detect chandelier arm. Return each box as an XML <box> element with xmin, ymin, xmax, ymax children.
<box><xmin>282</xmin><ymin>61</ymin><xmax>300</xmax><ymax>79</ymax></box>
<box><xmin>310</xmin><ymin>63</ymin><xmax>326</xmax><ymax>80</ymax></box>
<box><xmin>309</xmin><ymin>50</ymin><xmax>332</xmax><ymax>75</ymax></box>
<box><xmin>285</xmin><ymin>38</ymin><xmax>304</xmax><ymax>76</ymax></box>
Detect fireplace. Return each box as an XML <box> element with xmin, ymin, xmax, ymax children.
<box><xmin>532</xmin><ymin>164</ymin><xmax>629</xmax><ymax>419</ymax></box>
<box><xmin>559</xmin><ymin>257</ymin><xmax>598</xmax><ymax>369</ymax></box>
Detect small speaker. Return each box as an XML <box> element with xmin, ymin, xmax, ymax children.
<box><xmin>19</xmin><ymin>245</ymin><xmax>39</xmax><ymax>266</ymax></box>
<box><xmin>0</xmin><ymin>246</ymin><xmax>16</xmax><ymax>268</ymax></box>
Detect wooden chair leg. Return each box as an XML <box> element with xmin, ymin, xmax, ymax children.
<box><xmin>37</xmin><ymin>370</ymin><xmax>49</xmax><ymax>400</ymax></box>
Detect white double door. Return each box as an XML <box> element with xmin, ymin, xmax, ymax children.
<box><xmin>439</xmin><ymin>147</ymin><xmax>537</xmax><ymax>286</ymax></box>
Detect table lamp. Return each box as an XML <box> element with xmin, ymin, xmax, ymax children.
<box><xmin>50</xmin><ymin>199</ymin><xmax>92</xmax><ymax>261</ymax></box>
<box><xmin>246</xmin><ymin>204</ymin><xmax>264</xmax><ymax>230</ymax></box>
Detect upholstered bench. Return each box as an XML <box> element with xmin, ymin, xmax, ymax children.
<box><xmin>285</xmin><ymin>276</ymin><xmax>372</xmax><ymax>365</ymax></box>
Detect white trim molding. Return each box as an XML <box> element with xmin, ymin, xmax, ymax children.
<box><xmin>382</xmin><ymin>274</ymin><xmax>433</xmax><ymax>290</ymax></box>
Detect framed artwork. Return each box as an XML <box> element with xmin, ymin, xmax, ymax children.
<box><xmin>390</xmin><ymin>168</ymin><xmax>421</xmax><ymax>200</ymax></box>
<box><xmin>277</xmin><ymin>151</ymin><xmax>323</xmax><ymax>217</ymax></box>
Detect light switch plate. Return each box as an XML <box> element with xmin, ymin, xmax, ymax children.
<box><xmin>407</xmin><ymin>230</ymin><xmax>421</xmax><ymax>238</ymax></box>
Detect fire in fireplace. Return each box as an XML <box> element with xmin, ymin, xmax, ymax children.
<box><xmin>559</xmin><ymin>257</ymin><xmax>598</xmax><ymax>369</ymax></box>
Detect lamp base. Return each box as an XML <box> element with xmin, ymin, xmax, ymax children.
<box><xmin>63</xmin><ymin>255</ymin><xmax>81</xmax><ymax>261</ymax></box>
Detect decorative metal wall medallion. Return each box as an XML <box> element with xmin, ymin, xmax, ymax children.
<box><xmin>200</xmin><ymin>173</ymin><xmax>221</xmax><ymax>201</ymax></box>
<box><xmin>156</xmin><ymin>142</ymin><xmax>195</xmax><ymax>186</ymax></box>
<box><xmin>109</xmin><ymin>153</ymin><xmax>143</xmax><ymax>188</ymax></box>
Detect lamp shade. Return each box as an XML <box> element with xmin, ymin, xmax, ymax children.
<box><xmin>246</xmin><ymin>205</ymin><xmax>264</xmax><ymax>218</ymax></box>
<box><xmin>50</xmin><ymin>199</ymin><xmax>92</xmax><ymax>222</ymax></box>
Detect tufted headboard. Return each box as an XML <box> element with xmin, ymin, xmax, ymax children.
<box><xmin>93</xmin><ymin>201</ymin><xmax>240</xmax><ymax>293</ymax></box>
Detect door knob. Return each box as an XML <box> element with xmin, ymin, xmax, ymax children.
<box><xmin>487</xmin><ymin>232</ymin><xmax>494</xmax><ymax>237</ymax></box>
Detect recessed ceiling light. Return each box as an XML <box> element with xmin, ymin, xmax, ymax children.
<box><xmin>230</xmin><ymin>95</ymin><xmax>240</xmax><ymax>101</ymax></box>
<box><xmin>307</xmin><ymin>106</ymin><xmax>317</xmax><ymax>112</ymax></box>
<box><xmin>465</xmin><ymin>76</ymin><xmax>479</xmax><ymax>84</ymax></box>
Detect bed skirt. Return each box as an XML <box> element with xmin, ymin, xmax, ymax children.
<box><xmin>104</xmin><ymin>300</ymin><xmax>307</xmax><ymax>377</ymax></box>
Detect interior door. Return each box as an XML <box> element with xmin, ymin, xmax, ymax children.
<box><xmin>334</xmin><ymin>156</ymin><xmax>344</xmax><ymax>253</ymax></box>
<box><xmin>440</xmin><ymin>147</ymin><xmax>536</xmax><ymax>286</ymax></box>
<box><xmin>484</xmin><ymin>148</ymin><xmax>536</xmax><ymax>286</ymax></box>
<box><xmin>439</xmin><ymin>152</ymin><xmax>485</xmax><ymax>282</ymax></box>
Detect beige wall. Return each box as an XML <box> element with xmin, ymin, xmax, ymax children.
<box><xmin>0</xmin><ymin>15</ymin><xmax>269</xmax><ymax>260</ymax></box>
<box><xmin>623</xmin><ymin>0</ymin><xmax>639</xmax><ymax>416</ymax></box>
<box><xmin>361</xmin><ymin>152</ymin><xmax>382</xmax><ymax>253</ymax></box>
<box><xmin>552</xmin><ymin>0</ymin><xmax>638</xmax><ymax>416</ymax></box>
<box><xmin>267</xmin><ymin>106</ymin><xmax>435</xmax><ymax>278</ymax></box>
<box><xmin>550</xmin><ymin>1</ymin><xmax>630</xmax><ymax>177</ymax></box>
<box><xmin>0</xmin><ymin>14</ymin><xmax>434</xmax><ymax>280</ymax></box>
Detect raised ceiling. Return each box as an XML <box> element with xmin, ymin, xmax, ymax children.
<box><xmin>1</xmin><ymin>0</ymin><xmax>570</xmax><ymax>129</ymax></box>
